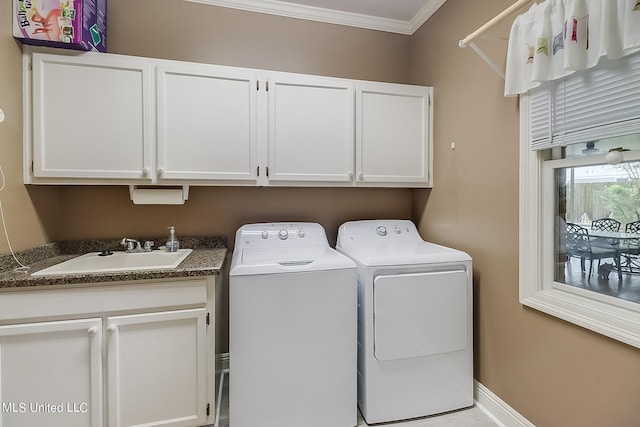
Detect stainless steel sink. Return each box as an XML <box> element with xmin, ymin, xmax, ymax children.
<box><xmin>31</xmin><ymin>249</ymin><xmax>193</xmax><ymax>277</ymax></box>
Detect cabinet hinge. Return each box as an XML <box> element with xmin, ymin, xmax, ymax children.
<box><xmin>206</xmin><ymin>312</ymin><xmax>210</xmax><ymax>326</ymax></box>
<box><xmin>206</xmin><ymin>403</ymin><xmax>210</xmax><ymax>417</ymax></box>
<box><xmin>31</xmin><ymin>161</ymin><xmax>34</xmax><ymax>173</ymax></box>
<box><xmin>266</xmin><ymin>80</ymin><xmax>269</xmax><ymax>92</ymax></box>
<box><xmin>266</xmin><ymin>166</ymin><xmax>269</xmax><ymax>177</ymax></box>
<box><xmin>257</xmin><ymin>166</ymin><xmax>260</xmax><ymax>176</ymax></box>
<box><xmin>256</xmin><ymin>80</ymin><xmax>259</xmax><ymax>91</ymax></box>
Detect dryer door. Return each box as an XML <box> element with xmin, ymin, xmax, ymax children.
<box><xmin>373</xmin><ymin>270</ymin><xmax>468</xmax><ymax>361</ymax></box>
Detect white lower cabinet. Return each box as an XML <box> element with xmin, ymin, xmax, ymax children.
<box><xmin>107</xmin><ymin>309</ymin><xmax>207</xmax><ymax>427</ymax></box>
<box><xmin>0</xmin><ymin>278</ymin><xmax>217</xmax><ymax>427</ymax></box>
<box><xmin>0</xmin><ymin>318</ymin><xmax>103</xmax><ymax>427</ymax></box>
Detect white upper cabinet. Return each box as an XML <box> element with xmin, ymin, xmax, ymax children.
<box><xmin>24</xmin><ymin>48</ymin><xmax>433</xmax><ymax>188</ymax></box>
<box><xmin>30</xmin><ymin>51</ymin><xmax>154</xmax><ymax>181</ymax></box>
<box><xmin>266</xmin><ymin>73</ymin><xmax>354</xmax><ymax>185</ymax></box>
<box><xmin>356</xmin><ymin>82</ymin><xmax>432</xmax><ymax>187</ymax></box>
<box><xmin>157</xmin><ymin>62</ymin><xmax>258</xmax><ymax>183</ymax></box>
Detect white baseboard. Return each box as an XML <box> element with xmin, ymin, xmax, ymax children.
<box><xmin>474</xmin><ymin>380</ymin><xmax>535</xmax><ymax>427</ymax></box>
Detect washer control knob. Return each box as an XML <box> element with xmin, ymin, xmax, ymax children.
<box><xmin>393</xmin><ymin>226</ymin><xmax>402</xmax><ymax>234</ymax></box>
<box><xmin>297</xmin><ymin>229</ymin><xmax>305</xmax><ymax>238</ymax></box>
<box><xmin>376</xmin><ymin>226</ymin><xmax>387</xmax><ymax>236</ymax></box>
<box><xmin>278</xmin><ymin>229</ymin><xmax>289</xmax><ymax>240</ymax></box>
<box><xmin>261</xmin><ymin>231</ymin><xmax>269</xmax><ymax>239</ymax></box>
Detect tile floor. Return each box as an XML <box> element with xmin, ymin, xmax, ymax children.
<box><xmin>214</xmin><ymin>372</ymin><xmax>499</xmax><ymax>427</ymax></box>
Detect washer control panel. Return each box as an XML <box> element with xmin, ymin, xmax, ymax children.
<box><xmin>236</xmin><ymin>222</ymin><xmax>329</xmax><ymax>249</ymax></box>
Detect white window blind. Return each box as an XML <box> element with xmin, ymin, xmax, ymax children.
<box><xmin>530</xmin><ymin>51</ymin><xmax>640</xmax><ymax>151</ymax></box>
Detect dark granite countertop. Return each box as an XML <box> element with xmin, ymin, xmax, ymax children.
<box><xmin>0</xmin><ymin>236</ymin><xmax>227</xmax><ymax>290</ymax></box>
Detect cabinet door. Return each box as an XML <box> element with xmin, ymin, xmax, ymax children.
<box><xmin>31</xmin><ymin>52</ymin><xmax>154</xmax><ymax>180</ymax></box>
<box><xmin>356</xmin><ymin>82</ymin><xmax>433</xmax><ymax>187</ymax></box>
<box><xmin>267</xmin><ymin>73</ymin><xmax>355</xmax><ymax>184</ymax></box>
<box><xmin>157</xmin><ymin>63</ymin><xmax>259</xmax><ymax>182</ymax></box>
<box><xmin>0</xmin><ymin>318</ymin><xmax>103</xmax><ymax>427</ymax></box>
<box><xmin>107</xmin><ymin>309</ymin><xmax>207</xmax><ymax>427</ymax></box>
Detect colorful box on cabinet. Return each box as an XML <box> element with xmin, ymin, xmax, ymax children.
<box><xmin>13</xmin><ymin>0</ymin><xmax>107</xmax><ymax>52</ymax></box>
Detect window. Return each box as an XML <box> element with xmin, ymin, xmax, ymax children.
<box><xmin>550</xmin><ymin>137</ymin><xmax>640</xmax><ymax>302</ymax></box>
<box><xmin>519</xmin><ymin>55</ymin><xmax>640</xmax><ymax>348</ymax></box>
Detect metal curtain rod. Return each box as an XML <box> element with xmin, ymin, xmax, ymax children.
<box><xmin>458</xmin><ymin>0</ymin><xmax>534</xmax><ymax>48</ymax></box>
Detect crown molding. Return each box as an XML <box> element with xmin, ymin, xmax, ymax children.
<box><xmin>184</xmin><ymin>0</ymin><xmax>447</xmax><ymax>35</ymax></box>
<box><xmin>409</xmin><ymin>0</ymin><xmax>447</xmax><ymax>34</ymax></box>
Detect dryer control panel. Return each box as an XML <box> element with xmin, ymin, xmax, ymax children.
<box><xmin>337</xmin><ymin>220</ymin><xmax>420</xmax><ymax>246</ymax></box>
<box><xmin>234</xmin><ymin>222</ymin><xmax>329</xmax><ymax>250</ymax></box>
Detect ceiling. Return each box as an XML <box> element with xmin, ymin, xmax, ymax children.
<box><xmin>185</xmin><ymin>0</ymin><xmax>448</xmax><ymax>35</ymax></box>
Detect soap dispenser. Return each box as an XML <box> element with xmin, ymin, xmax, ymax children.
<box><xmin>166</xmin><ymin>226</ymin><xmax>180</xmax><ymax>252</ymax></box>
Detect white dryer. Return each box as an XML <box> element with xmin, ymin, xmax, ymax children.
<box><xmin>229</xmin><ymin>222</ymin><xmax>358</xmax><ymax>427</ymax></box>
<box><xmin>336</xmin><ymin>219</ymin><xmax>473</xmax><ymax>424</ymax></box>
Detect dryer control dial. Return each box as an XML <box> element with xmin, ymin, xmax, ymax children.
<box><xmin>261</xmin><ymin>231</ymin><xmax>269</xmax><ymax>239</ymax></box>
<box><xmin>278</xmin><ymin>229</ymin><xmax>289</xmax><ymax>240</ymax></box>
<box><xmin>297</xmin><ymin>229</ymin><xmax>305</xmax><ymax>238</ymax></box>
<box><xmin>376</xmin><ymin>226</ymin><xmax>387</xmax><ymax>236</ymax></box>
<box><xmin>393</xmin><ymin>226</ymin><xmax>402</xmax><ymax>234</ymax></box>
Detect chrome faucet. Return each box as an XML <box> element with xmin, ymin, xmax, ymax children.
<box><xmin>121</xmin><ymin>238</ymin><xmax>142</xmax><ymax>253</ymax></box>
<box><xmin>121</xmin><ymin>238</ymin><xmax>155</xmax><ymax>253</ymax></box>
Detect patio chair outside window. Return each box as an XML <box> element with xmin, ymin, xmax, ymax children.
<box><xmin>622</xmin><ymin>221</ymin><xmax>640</xmax><ymax>272</ymax></box>
<box><xmin>565</xmin><ymin>223</ymin><xmax>619</xmax><ymax>280</ymax></box>
<box><xmin>591</xmin><ymin>218</ymin><xmax>622</xmax><ymax>248</ymax></box>
<box><xmin>591</xmin><ymin>218</ymin><xmax>621</xmax><ymax>232</ymax></box>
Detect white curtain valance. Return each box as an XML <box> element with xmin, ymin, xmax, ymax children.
<box><xmin>505</xmin><ymin>0</ymin><xmax>640</xmax><ymax>97</ymax></box>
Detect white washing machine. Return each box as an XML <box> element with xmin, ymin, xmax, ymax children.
<box><xmin>229</xmin><ymin>222</ymin><xmax>358</xmax><ymax>427</ymax></box>
<box><xmin>336</xmin><ymin>219</ymin><xmax>473</xmax><ymax>424</ymax></box>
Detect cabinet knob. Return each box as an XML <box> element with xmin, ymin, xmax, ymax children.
<box><xmin>358</xmin><ymin>172</ymin><xmax>364</xmax><ymax>180</ymax></box>
<box><xmin>142</xmin><ymin>167</ymin><xmax>150</xmax><ymax>175</ymax></box>
<box><xmin>88</xmin><ymin>327</ymin><xmax>98</xmax><ymax>336</ymax></box>
<box><xmin>157</xmin><ymin>167</ymin><xmax>165</xmax><ymax>175</ymax></box>
<box><xmin>348</xmin><ymin>172</ymin><xmax>354</xmax><ymax>180</ymax></box>
<box><xmin>106</xmin><ymin>325</ymin><xmax>117</xmax><ymax>335</ymax></box>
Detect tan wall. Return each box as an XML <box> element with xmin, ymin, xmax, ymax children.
<box><xmin>410</xmin><ymin>1</ymin><xmax>640</xmax><ymax>426</ymax></box>
<box><xmin>0</xmin><ymin>6</ymin><xmax>59</xmax><ymax>253</ymax></box>
<box><xmin>107</xmin><ymin>0</ymin><xmax>411</xmax><ymax>82</ymax></box>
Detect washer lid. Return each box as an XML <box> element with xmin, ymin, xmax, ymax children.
<box><xmin>230</xmin><ymin>246</ymin><xmax>356</xmax><ymax>276</ymax></box>
<box><xmin>242</xmin><ymin>246</ymin><xmax>325</xmax><ymax>264</ymax></box>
